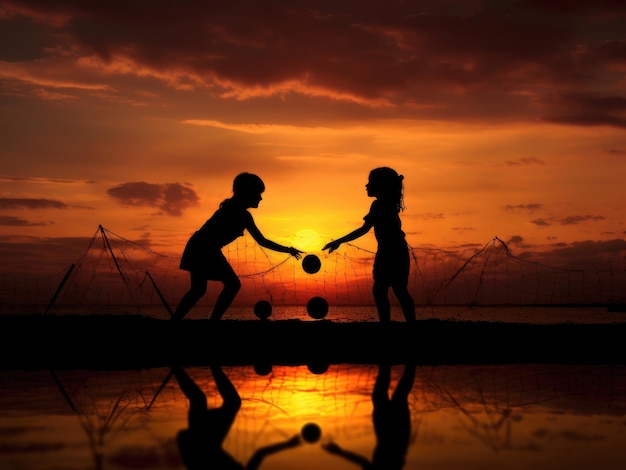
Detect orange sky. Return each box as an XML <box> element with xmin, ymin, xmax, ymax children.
<box><xmin>1</xmin><ymin>0</ymin><xmax>626</xmax><ymax>282</ymax></box>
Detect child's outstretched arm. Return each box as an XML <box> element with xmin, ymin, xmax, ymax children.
<box><xmin>322</xmin><ymin>441</ymin><xmax>370</xmax><ymax>467</ymax></box>
<box><xmin>246</xmin><ymin>219</ymin><xmax>303</xmax><ymax>259</ymax></box>
<box><xmin>245</xmin><ymin>434</ymin><xmax>301</xmax><ymax>470</ymax></box>
<box><xmin>323</xmin><ymin>221</ymin><xmax>372</xmax><ymax>253</ymax></box>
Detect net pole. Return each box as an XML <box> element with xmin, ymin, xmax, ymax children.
<box><xmin>99</xmin><ymin>225</ymin><xmax>128</xmax><ymax>284</ymax></box>
<box><xmin>44</xmin><ymin>263</ymin><xmax>75</xmax><ymax>314</ymax></box>
<box><xmin>146</xmin><ymin>270</ymin><xmax>174</xmax><ymax>317</ymax></box>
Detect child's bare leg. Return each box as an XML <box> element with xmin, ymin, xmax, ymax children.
<box><xmin>392</xmin><ymin>285</ymin><xmax>415</xmax><ymax>323</ymax></box>
<box><xmin>172</xmin><ymin>367</ymin><xmax>208</xmax><ymax>410</ymax></box>
<box><xmin>373</xmin><ymin>282</ymin><xmax>391</xmax><ymax>322</ymax></box>
<box><xmin>209</xmin><ymin>274</ymin><xmax>241</xmax><ymax>321</ymax></box>
<box><xmin>173</xmin><ymin>274</ymin><xmax>207</xmax><ymax>320</ymax></box>
<box><xmin>210</xmin><ymin>365</ymin><xmax>241</xmax><ymax>412</ymax></box>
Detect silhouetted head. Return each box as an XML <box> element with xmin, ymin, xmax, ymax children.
<box><xmin>233</xmin><ymin>172</ymin><xmax>265</xmax><ymax>195</ymax></box>
<box><xmin>230</xmin><ymin>172</ymin><xmax>265</xmax><ymax>208</ymax></box>
<box><xmin>366</xmin><ymin>167</ymin><xmax>405</xmax><ymax>211</ymax></box>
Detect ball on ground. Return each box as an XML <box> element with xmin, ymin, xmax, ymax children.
<box><xmin>306</xmin><ymin>296</ymin><xmax>329</xmax><ymax>319</ymax></box>
<box><xmin>254</xmin><ymin>361</ymin><xmax>272</xmax><ymax>376</ymax></box>
<box><xmin>307</xmin><ymin>361</ymin><xmax>329</xmax><ymax>375</ymax></box>
<box><xmin>254</xmin><ymin>300</ymin><xmax>272</xmax><ymax>320</ymax></box>
<box><xmin>302</xmin><ymin>254</ymin><xmax>321</xmax><ymax>274</ymax></box>
<box><xmin>301</xmin><ymin>423</ymin><xmax>322</xmax><ymax>443</ymax></box>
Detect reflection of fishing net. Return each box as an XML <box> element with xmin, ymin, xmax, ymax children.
<box><xmin>415</xmin><ymin>364</ymin><xmax>626</xmax><ymax>453</ymax></box>
<box><xmin>2</xmin><ymin>364</ymin><xmax>626</xmax><ymax>466</ymax></box>
<box><xmin>1</xmin><ymin>225</ymin><xmax>625</xmax><ymax>319</ymax></box>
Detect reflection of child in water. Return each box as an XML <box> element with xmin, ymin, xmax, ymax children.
<box><xmin>322</xmin><ymin>363</ymin><xmax>417</xmax><ymax>470</ymax></box>
<box><xmin>174</xmin><ymin>172</ymin><xmax>302</xmax><ymax>321</ymax></box>
<box><xmin>173</xmin><ymin>366</ymin><xmax>301</xmax><ymax>470</ymax></box>
<box><xmin>323</xmin><ymin>167</ymin><xmax>415</xmax><ymax>322</ymax></box>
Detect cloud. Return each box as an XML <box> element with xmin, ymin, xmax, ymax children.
<box><xmin>560</xmin><ymin>214</ymin><xmax>606</xmax><ymax>225</ymax></box>
<box><xmin>0</xmin><ymin>176</ymin><xmax>98</xmax><ymax>185</ymax></box>
<box><xmin>2</xmin><ymin>1</ymin><xmax>625</xmax><ymax>124</ymax></box>
<box><xmin>0</xmin><ymin>198</ymin><xmax>67</xmax><ymax>209</ymax></box>
<box><xmin>531</xmin><ymin>214</ymin><xmax>606</xmax><ymax>226</ymax></box>
<box><xmin>412</xmin><ymin>212</ymin><xmax>445</xmax><ymax>220</ymax></box>
<box><xmin>543</xmin><ymin>93</ymin><xmax>626</xmax><ymax>128</ymax></box>
<box><xmin>507</xmin><ymin>235</ymin><xmax>524</xmax><ymax>245</ymax></box>
<box><xmin>106</xmin><ymin>182</ymin><xmax>199</xmax><ymax>216</ymax></box>
<box><xmin>537</xmin><ymin>238</ymin><xmax>626</xmax><ymax>269</ymax></box>
<box><xmin>504</xmin><ymin>203</ymin><xmax>543</xmax><ymax>211</ymax></box>
<box><xmin>505</xmin><ymin>158</ymin><xmax>545</xmax><ymax>166</ymax></box>
<box><xmin>531</xmin><ymin>218</ymin><xmax>551</xmax><ymax>227</ymax></box>
<box><xmin>0</xmin><ymin>216</ymin><xmax>50</xmax><ymax>226</ymax></box>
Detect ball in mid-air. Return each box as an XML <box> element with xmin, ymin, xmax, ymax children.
<box><xmin>254</xmin><ymin>300</ymin><xmax>272</xmax><ymax>320</ymax></box>
<box><xmin>301</xmin><ymin>423</ymin><xmax>322</xmax><ymax>443</ymax></box>
<box><xmin>306</xmin><ymin>296</ymin><xmax>329</xmax><ymax>319</ymax></box>
<box><xmin>301</xmin><ymin>254</ymin><xmax>321</xmax><ymax>274</ymax></box>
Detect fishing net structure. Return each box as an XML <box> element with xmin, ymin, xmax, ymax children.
<box><xmin>1</xmin><ymin>225</ymin><xmax>625</xmax><ymax>321</ymax></box>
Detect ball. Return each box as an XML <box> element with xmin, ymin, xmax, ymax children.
<box><xmin>254</xmin><ymin>300</ymin><xmax>272</xmax><ymax>320</ymax></box>
<box><xmin>306</xmin><ymin>296</ymin><xmax>329</xmax><ymax>319</ymax></box>
<box><xmin>254</xmin><ymin>361</ymin><xmax>272</xmax><ymax>376</ymax></box>
<box><xmin>301</xmin><ymin>423</ymin><xmax>322</xmax><ymax>443</ymax></box>
<box><xmin>302</xmin><ymin>254</ymin><xmax>321</xmax><ymax>274</ymax></box>
<box><xmin>307</xmin><ymin>361</ymin><xmax>329</xmax><ymax>375</ymax></box>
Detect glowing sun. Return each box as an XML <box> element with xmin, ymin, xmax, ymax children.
<box><xmin>292</xmin><ymin>229</ymin><xmax>324</xmax><ymax>252</ymax></box>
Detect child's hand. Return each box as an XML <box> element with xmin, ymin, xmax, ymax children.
<box><xmin>289</xmin><ymin>247</ymin><xmax>303</xmax><ymax>259</ymax></box>
<box><xmin>323</xmin><ymin>241</ymin><xmax>341</xmax><ymax>253</ymax></box>
<box><xmin>322</xmin><ymin>441</ymin><xmax>341</xmax><ymax>453</ymax></box>
<box><xmin>285</xmin><ymin>434</ymin><xmax>302</xmax><ymax>447</ymax></box>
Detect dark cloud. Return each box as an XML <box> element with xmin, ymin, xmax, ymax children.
<box><xmin>412</xmin><ymin>212</ymin><xmax>445</xmax><ymax>220</ymax></box>
<box><xmin>507</xmin><ymin>235</ymin><xmax>524</xmax><ymax>245</ymax></box>
<box><xmin>106</xmin><ymin>182</ymin><xmax>199</xmax><ymax>216</ymax></box>
<box><xmin>531</xmin><ymin>214</ymin><xmax>606</xmax><ymax>226</ymax></box>
<box><xmin>560</xmin><ymin>214</ymin><xmax>606</xmax><ymax>225</ymax></box>
<box><xmin>0</xmin><ymin>176</ymin><xmax>98</xmax><ymax>184</ymax></box>
<box><xmin>0</xmin><ymin>198</ymin><xmax>67</xmax><ymax>209</ymax></box>
<box><xmin>505</xmin><ymin>158</ymin><xmax>545</xmax><ymax>166</ymax></box>
<box><xmin>2</xmin><ymin>0</ymin><xmax>625</xmax><ymax>124</ymax></box>
<box><xmin>0</xmin><ymin>215</ymin><xmax>49</xmax><ymax>226</ymax></box>
<box><xmin>543</xmin><ymin>93</ymin><xmax>626</xmax><ymax>128</ymax></box>
<box><xmin>504</xmin><ymin>203</ymin><xmax>543</xmax><ymax>211</ymax></box>
<box><xmin>531</xmin><ymin>218</ymin><xmax>551</xmax><ymax>226</ymax></box>
<box><xmin>537</xmin><ymin>238</ymin><xmax>626</xmax><ymax>269</ymax></box>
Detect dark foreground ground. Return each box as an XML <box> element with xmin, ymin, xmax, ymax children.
<box><xmin>2</xmin><ymin>314</ymin><xmax>626</xmax><ymax>370</ymax></box>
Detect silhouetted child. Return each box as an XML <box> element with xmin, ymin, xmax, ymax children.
<box><xmin>174</xmin><ymin>172</ymin><xmax>302</xmax><ymax>320</ymax></box>
<box><xmin>173</xmin><ymin>365</ymin><xmax>302</xmax><ymax>469</ymax></box>
<box><xmin>322</xmin><ymin>167</ymin><xmax>415</xmax><ymax>322</ymax></box>
<box><xmin>322</xmin><ymin>362</ymin><xmax>417</xmax><ymax>469</ymax></box>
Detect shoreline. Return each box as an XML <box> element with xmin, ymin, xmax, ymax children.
<box><xmin>2</xmin><ymin>314</ymin><xmax>626</xmax><ymax>370</ymax></box>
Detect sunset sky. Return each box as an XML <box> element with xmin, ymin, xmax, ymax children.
<box><xmin>1</xmin><ymin>0</ymin><xmax>626</xmax><ymax>280</ymax></box>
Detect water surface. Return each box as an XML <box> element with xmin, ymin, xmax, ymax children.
<box><xmin>1</xmin><ymin>364</ymin><xmax>625</xmax><ymax>469</ymax></box>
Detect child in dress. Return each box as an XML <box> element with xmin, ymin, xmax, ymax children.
<box><xmin>323</xmin><ymin>167</ymin><xmax>415</xmax><ymax>323</ymax></box>
<box><xmin>174</xmin><ymin>172</ymin><xmax>302</xmax><ymax>320</ymax></box>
